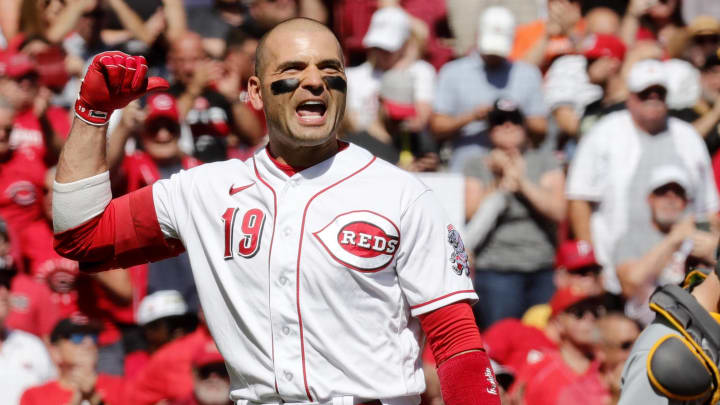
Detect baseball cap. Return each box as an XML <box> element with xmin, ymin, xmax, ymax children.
<box><xmin>193</xmin><ymin>340</ymin><xmax>225</xmax><ymax>367</ymax></box>
<box><xmin>137</xmin><ymin>290</ymin><xmax>188</xmax><ymax>326</ymax></box>
<box><xmin>550</xmin><ymin>288</ymin><xmax>589</xmax><ymax>317</ymax></box>
<box><xmin>688</xmin><ymin>15</ymin><xmax>720</xmax><ymax>37</ymax></box>
<box><xmin>488</xmin><ymin>99</ymin><xmax>524</xmax><ymax>128</ymax></box>
<box><xmin>3</xmin><ymin>51</ymin><xmax>37</xmax><ymax>79</ymax></box>
<box><xmin>362</xmin><ymin>7</ymin><xmax>411</xmax><ymax>52</ymax></box>
<box><xmin>50</xmin><ymin>317</ymin><xmax>102</xmax><ymax>343</ymax></box>
<box><xmin>627</xmin><ymin>59</ymin><xmax>668</xmax><ymax>93</ymax></box>
<box><xmin>555</xmin><ymin>240</ymin><xmax>600</xmax><ymax>273</ymax></box>
<box><xmin>647</xmin><ymin>165</ymin><xmax>692</xmax><ymax>196</ymax></box>
<box><xmin>379</xmin><ymin>68</ymin><xmax>416</xmax><ymax>120</ymax></box>
<box><xmin>145</xmin><ymin>93</ymin><xmax>180</xmax><ymax>125</ymax></box>
<box><xmin>581</xmin><ymin>34</ymin><xmax>626</xmax><ymax>61</ymax></box>
<box><xmin>477</xmin><ymin>6</ymin><xmax>515</xmax><ymax>57</ymax></box>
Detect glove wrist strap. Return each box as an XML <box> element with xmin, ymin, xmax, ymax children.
<box><xmin>74</xmin><ymin>98</ymin><xmax>112</xmax><ymax>126</ymax></box>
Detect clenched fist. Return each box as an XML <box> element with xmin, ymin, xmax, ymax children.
<box><xmin>74</xmin><ymin>51</ymin><xmax>169</xmax><ymax>126</ymax></box>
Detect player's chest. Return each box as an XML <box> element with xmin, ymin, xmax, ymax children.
<box><xmin>194</xmin><ymin>181</ymin><xmax>402</xmax><ymax>279</ymax></box>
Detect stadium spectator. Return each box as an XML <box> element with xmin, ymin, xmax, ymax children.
<box><xmin>168</xmin><ymin>31</ymin><xmax>235</xmax><ymax>163</ymax></box>
<box><xmin>684</xmin><ymin>15</ymin><xmax>720</xmax><ymax>69</ymax></box>
<box><xmin>463</xmin><ymin>99</ymin><xmax>564</xmax><ymax>328</ymax></box>
<box><xmin>522</xmin><ymin>240</ymin><xmax>606</xmax><ymax>329</ymax></box>
<box><xmin>510</xmin><ymin>0</ymin><xmax>584</xmax><ymax>70</ymax></box>
<box><xmin>696</xmin><ymin>50</ymin><xmax>720</xmax><ymax>143</ymax></box>
<box><xmin>108</xmin><ymin>96</ymin><xmax>200</xmax><ymax>312</ymax></box>
<box><xmin>543</xmin><ymin>33</ymin><xmax>626</xmax><ymax>159</ymax></box>
<box><xmin>0</xmin><ymin>231</ymin><xmax>56</xmax><ymax>405</ymax></box>
<box><xmin>345</xmin><ymin>65</ymin><xmax>438</xmax><ymax>171</ymax></box>
<box><xmin>127</xmin><ymin>320</ymin><xmax>215</xmax><ymax>405</ymax></box>
<box><xmin>20</xmin><ymin>318</ymin><xmax>125</xmax><ymax>405</ymax></box>
<box><xmin>566</xmin><ymin>59</ymin><xmax>718</xmax><ymax>294</ymax></box>
<box><xmin>169</xmin><ymin>341</ymin><xmax>231</xmax><ymax>405</ymax></box>
<box><xmin>345</xmin><ymin>7</ymin><xmax>436</xmax><ymax>149</ymax></box>
<box><xmin>431</xmin><ymin>6</ymin><xmax>547</xmax><ymax>171</ymax></box>
<box><xmin>613</xmin><ymin>165</ymin><xmax>716</xmax><ymax>324</ymax></box>
<box><xmin>511</xmin><ymin>288</ymin><xmax>608</xmax><ymax>405</ymax></box>
<box><xmin>217</xmin><ymin>29</ymin><xmax>265</xmax><ymax>156</ymax></box>
<box><xmin>137</xmin><ymin>290</ymin><xmax>195</xmax><ymax>354</ymax></box>
<box><xmin>595</xmin><ymin>313</ymin><xmax>641</xmax><ymax>405</ymax></box>
<box><xmin>0</xmin><ymin>51</ymin><xmax>68</xmax><ymax>164</ymax></box>
<box><xmin>620</xmin><ymin>0</ymin><xmax>685</xmax><ymax>49</ymax></box>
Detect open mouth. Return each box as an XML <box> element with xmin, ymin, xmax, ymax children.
<box><xmin>295</xmin><ymin>100</ymin><xmax>327</xmax><ymax>125</ymax></box>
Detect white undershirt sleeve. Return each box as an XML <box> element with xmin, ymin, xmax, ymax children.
<box><xmin>52</xmin><ymin>171</ymin><xmax>111</xmax><ymax>233</ymax></box>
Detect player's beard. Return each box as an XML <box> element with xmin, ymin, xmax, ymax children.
<box><xmin>194</xmin><ymin>377</ymin><xmax>231</xmax><ymax>405</ymax></box>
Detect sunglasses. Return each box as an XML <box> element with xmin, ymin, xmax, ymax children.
<box><xmin>198</xmin><ymin>363</ymin><xmax>228</xmax><ymax>379</ymax></box>
<box><xmin>145</xmin><ymin>120</ymin><xmax>181</xmax><ymax>136</ymax></box>
<box><xmin>567</xmin><ymin>305</ymin><xmax>604</xmax><ymax>319</ymax></box>
<box><xmin>569</xmin><ymin>265</ymin><xmax>602</xmax><ymax>276</ymax></box>
<box><xmin>67</xmin><ymin>333</ymin><xmax>99</xmax><ymax>344</ymax></box>
<box><xmin>0</xmin><ymin>273</ymin><xmax>13</xmax><ymax>289</ymax></box>
<box><xmin>693</xmin><ymin>35</ymin><xmax>719</xmax><ymax>45</ymax></box>
<box><xmin>609</xmin><ymin>339</ymin><xmax>635</xmax><ymax>351</ymax></box>
<box><xmin>636</xmin><ymin>86</ymin><xmax>667</xmax><ymax>101</ymax></box>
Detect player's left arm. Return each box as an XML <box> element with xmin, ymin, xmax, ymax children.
<box><xmin>419</xmin><ymin>302</ymin><xmax>501</xmax><ymax>405</ymax></box>
<box><xmin>395</xmin><ymin>187</ymin><xmax>499</xmax><ymax>404</ymax></box>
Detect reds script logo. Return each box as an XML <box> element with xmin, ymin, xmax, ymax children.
<box><xmin>313</xmin><ymin>211</ymin><xmax>400</xmax><ymax>272</ymax></box>
<box><xmin>447</xmin><ymin>225</ymin><xmax>469</xmax><ymax>276</ymax></box>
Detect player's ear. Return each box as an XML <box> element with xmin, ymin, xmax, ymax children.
<box><xmin>247</xmin><ymin>76</ymin><xmax>264</xmax><ymax>111</ymax></box>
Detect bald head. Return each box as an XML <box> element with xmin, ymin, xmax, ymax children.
<box><xmin>254</xmin><ymin>18</ymin><xmax>343</xmax><ymax>78</ymax></box>
<box><xmin>586</xmin><ymin>7</ymin><xmax>621</xmax><ymax>35</ymax></box>
<box><xmin>171</xmin><ymin>31</ymin><xmax>204</xmax><ymax>56</ymax></box>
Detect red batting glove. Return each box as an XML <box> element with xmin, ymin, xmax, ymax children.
<box><xmin>74</xmin><ymin>51</ymin><xmax>169</xmax><ymax>126</ymax></box>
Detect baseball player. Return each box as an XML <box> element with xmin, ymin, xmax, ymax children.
<box><xmin>52</xmin><ymin>18</ymin><xmax>499</xmax><ymax>405</ymax></box>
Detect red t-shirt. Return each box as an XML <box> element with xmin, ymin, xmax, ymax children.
<box><xmin>127</xmin><ymin>326</ymin><xmax>213</xmax><ymax>405</ymax></box>
<box><xmin>0</xmin><ymin>148</ymin><xmax>48</xmax><ymax>242</ymax></box>
<box><xmin>20</xmin><ymin>374</ymin><xmax>126</xmax><ymax>405</ymax></box>
<box><xmin>6</xmin><ymin>272</ymin><xmax>60</xmax><ymax>337</ymax></box>
<box><xmin>10</xmin><ymin>106</ymin><xmax>70</xmax><ymax>164</ymax></box>
<box><xmin>511</xmin><ymin>350</ymin><xmax>606</xmax><ymax>405</ymax></box>
<box><xmin>482</xmin><ymin>318</ymin><xmax>557</xmax><ymax>374</ymax></box>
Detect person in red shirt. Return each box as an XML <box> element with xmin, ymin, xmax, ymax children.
<box><xmin>0</xmin><ymin>51</ymin><xmax>69</xmax><ymax>166</ymax></box>
<box><xmin>511</xmin><ymin>288</ymin><xmax>609</xmax><ymax>405</ymax></box>
<box><xmin>170</xmin><ymin>340</ymin><xmax>232</xmax><ymax>405</ymax></box>
<box><xmin>20</xmin><ymin>318</ymin><xmax>126</xmax><ymax>405</ymax></box>
<box><xmin>127</xmin><ymin>322</ymin><xmax>214</xmax><ymax>405</ymax></box>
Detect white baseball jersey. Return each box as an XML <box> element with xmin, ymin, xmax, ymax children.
<box><xmin>148</xmin><ymin>142</ymin><xmax>477</xmax><ymax>403</ymax></box>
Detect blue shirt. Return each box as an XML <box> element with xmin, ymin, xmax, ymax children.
<box><xmin>433</xmin><ymin>53</ymin><xmax>547</xmax><ymax>149</ymax></box>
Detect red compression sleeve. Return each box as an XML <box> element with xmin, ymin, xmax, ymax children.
<box><xmin>418</xmin><ymin>302</ymin><xmax>484</xmax><ymax>364</ymax></box>
<box><xmin>419</xmin><ymin>302</ymin><xmax>501</xmax><ymax>405</ymax></box>
<box><xmin>54</xmin><ymin>185</ymin><xmax>184</xmax><ymax>272</ymax></box>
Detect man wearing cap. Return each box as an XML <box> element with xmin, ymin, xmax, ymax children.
<box><xmin>522</xmin><ymin>240</ymin><xmax>606</xmax><ymax>329</ymax></box>
<box><xmin>462</xmin><ymin>99</ymin><xmax>565</xmax><ymax>328</ymax></box>
<box><xmin>345</xmin><ymin>6</ymin><xmax>436</xmax><ymax>148</ymax></box>
<box><xmin>566</xmin><ymin>59</ymin><xmax>719</xmax><ymax>296</ymax></box>
<box><xmin>511</xmin><ymin>288</ymin><xmax>608</xmax><ymax>405</ymax></box>
<box><xmin>0</xmin><ymin>51</ymin><xmax>69</xmax><ymax>163</ymax></box>
<box><xmin>431</xmin><ymin>6</ymin><xmax>547</xmax><ymax>171</ymax></box>
<box><xmin>613</xmin><ymin>165</ymin><xmax>716</xmax><ymax>325</ymax></box>
<box><xmin>543</xmin><ymin>33</ymin><xmax>627</xmax><ymax>157</ymax></box>
<box><xmin>170</xmin><ymin>342</ymin><xmax>232</xmax><ymax>405</ymax></box>
<box><xmin>20</xmin><ymin>318</ymin><xmax>125</xmax><ymax>405</ymax></box>
<box><xmin>136</xmin><ymin>290</ymin><xmax>195</xmax><ymax>355</ymax></box>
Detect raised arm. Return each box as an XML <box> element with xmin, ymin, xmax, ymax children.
<box><xmin>53</xmin><ymin>51</ymin><xmax>177</xmax><ymax>271</ymax></box>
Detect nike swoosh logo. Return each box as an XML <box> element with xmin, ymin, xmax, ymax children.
<box><xmin>229</xmin><ymin>182</ymin><xmax>256</xmax><ymax>195</ymax></box>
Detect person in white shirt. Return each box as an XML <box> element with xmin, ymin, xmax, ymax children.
<box><xmin>566</xmin><ymin>59</ymin><xmax>719</xmax><ymax>294</ymax></box>
<box><xmin>345</xmin><ymin>7</ymin><xmax>436</xmax><ymax>145</ymax></box>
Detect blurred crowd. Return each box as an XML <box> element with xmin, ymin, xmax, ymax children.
<box><xmin>1</xmin><ymin>0</ymin><xmax>720</xmax><ymax>404</ymax></box>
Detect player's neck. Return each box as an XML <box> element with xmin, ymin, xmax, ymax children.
<box><xmin>267</xmin><ymin>137</ymin><xmax>339</xmax><ymax>172</ymax></box>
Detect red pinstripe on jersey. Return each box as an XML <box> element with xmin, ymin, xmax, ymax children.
<box><xmin>409</xmin><ymin>290</ymin><xmax>477</xmax><ymax>310</ymax></box>
<box><xmin>253</xmin><ymin>157</ymin><xmax>280</xmax><ymax>395</ymax></box>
